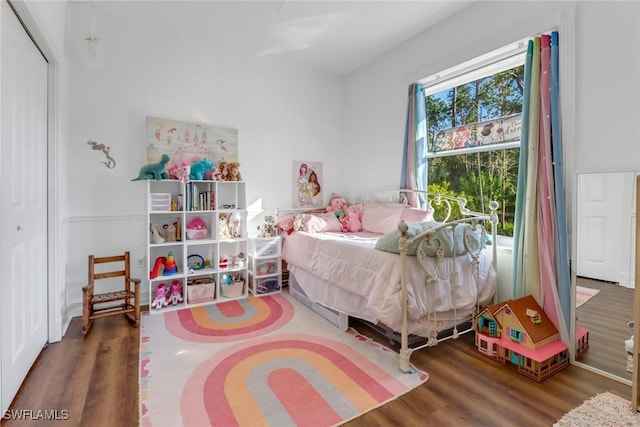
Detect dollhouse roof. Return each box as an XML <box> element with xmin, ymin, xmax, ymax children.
<box><xmin>479</xmin><ymin>301</ymin><xmax>504</xmax><ymax>317</ymax></box>
<box><xmin>481</xmin><ymin>295</ymin><xmax>559</xmax><ymax>344</ymax></box>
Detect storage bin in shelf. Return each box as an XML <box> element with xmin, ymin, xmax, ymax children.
<box><xmin>150</xmin><ymin>193</ymin><xmax>172</xmax><ymax>211</ymax></box>
<box><xmin>251</xmin><ymin>259</ymin><xmax>279</xmax><ymax>276</ymax></box>
<box><xmin>249</xmin><ymin>236</ymin><xmax>281</xmax><ymax>258</ymax></box>
<box><xmin>249</xmin><ymin>275</ymin><xmax>281</xmax><ymax>295</ymax></box>
<box><xmin>220</xmin><ymin>272</ymin><xmax>245</xmax><ymax>298</ymax></box>
<box><xmin>186</xmin><ymin>277</ymin><xmax>216</xmax><ymax>304</ymax></box>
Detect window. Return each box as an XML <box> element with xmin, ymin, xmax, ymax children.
<box><xmin>509</xmin><ymin>328</ymin><xmax>523</xmax><ymax>343</ymax></box>
<box><xmin>422</xmin><ymin>40</ymin><xmax>526</xmax><ymax>236</ymax></box>
<box><xmin>479</xmin><ymin>316</ymin><xmax>497</xmax><ymax>336</ymax></box>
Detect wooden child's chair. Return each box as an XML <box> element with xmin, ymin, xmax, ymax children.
<box><xmin>82</xmin><ymin>251</ymin><xmax>141</xmax><ymax>336</ymax></box>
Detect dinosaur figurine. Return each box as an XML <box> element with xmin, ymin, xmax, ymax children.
<box><xmin>131</xmin><ymin>154</ymin><xmax>170</xmax><ymax>181</ymax></box>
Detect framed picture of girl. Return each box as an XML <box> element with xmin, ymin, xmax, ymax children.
<box><xmin>293</xmin><ymin>160</ymin><xmax>323</xmax><ymax>208</ymax></box>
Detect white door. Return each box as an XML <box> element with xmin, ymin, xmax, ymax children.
<box><xmin>576</xmin><ymin>172</ymin><xmax>634</xmax><ymax>286</ymax></box>
<box><xmin>1</xmin><ymin>1</ymin><xmax>49</xmax><ymax>412</ymax></box>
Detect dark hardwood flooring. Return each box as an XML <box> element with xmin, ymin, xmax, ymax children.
<box><xmin>575</xmin><ymin>277</ymin><xmax>634</xmax><ymax>380</ymax></box>
<box><xmin>3</xmin><ymin>299</ymin><xmax>632</xmax><ymax>427</ymax></box>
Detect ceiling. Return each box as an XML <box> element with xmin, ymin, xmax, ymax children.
<box><xmin>254</xmin><ymin>1</ymin><xmax>475</xmax><ymax>75</ymax></box>
<box><xmin>71</xmin><ymin>1</ymin><xmax>475</xmax><ymax>76</ymax></box>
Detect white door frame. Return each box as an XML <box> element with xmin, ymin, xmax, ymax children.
<box><xmin>5</xmin><ymin>1</ymin><xmax>62</xmax><ymax>342</ymax></box>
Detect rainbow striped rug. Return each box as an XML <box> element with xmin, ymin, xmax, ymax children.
<box><xmin>139</xmin><ymin>292</ymin><xmax>427</xmax><ymax>427</ymax></box>
<box><xmin>576</xmin><ymin>285</ymin><xmax>600</xmax><ymax>308</ymax></box>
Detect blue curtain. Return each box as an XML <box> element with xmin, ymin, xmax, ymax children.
<box><xmin>511</xmin><ymin>31</ymin><xmax>570</xmax><ymax>345</ymax></box>
<box><xmin>400</xmin><ymin>83</ymin><xmax>428</xmax><ymax>207</ymax></box>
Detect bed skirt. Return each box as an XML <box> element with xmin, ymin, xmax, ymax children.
<box><xmin>288</xmin><ymin>274</ymin><xmax>349</xmax><ymax>331</ymax></box>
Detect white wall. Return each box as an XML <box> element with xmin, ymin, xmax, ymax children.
<box><xmin>62</xmin><ymin>1</ymin><xmax>345</xmax><ymax>315</ymax></box>
<box><xmin>343</xmin><ymin>1</ymin><xmax>640</xmax><ymax>300</ymax></box>
<box><xmin>45</xmin><ymin>0</ymin><xmax>640</xmax><ymax>328</ymax></box>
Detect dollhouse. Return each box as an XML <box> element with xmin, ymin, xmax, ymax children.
<box><xmin>474</xmin><ymin>295</ymin><xmax>569</xmax><ymax>382</ymax></box>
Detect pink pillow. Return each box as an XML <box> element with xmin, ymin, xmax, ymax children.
<box><xmin>361</xmin><ymin>202</ymin><xmax>404</xmax><ymax>234</ymax></box>
<box><xmin>294</xmin><ymin>213</ymin><xmax>342</xmax><ymax>233</ymax></box>
<box><xmin>274</xmin><ymin>214</ymin><xmax>296</xmax><ymax>234</ymax></box>
<box><xmin>401</xmin><ymin>207</ymin><xmax>434</xmax><ymax>223</ymax></box>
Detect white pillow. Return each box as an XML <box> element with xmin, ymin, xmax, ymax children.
<box><xmin>361</xmin><ymin>202</ymin><xmax>404</xmax><ymax>234</ymax></box>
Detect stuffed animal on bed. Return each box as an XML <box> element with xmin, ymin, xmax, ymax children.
<box><xmin>335</xmin><ymin>209</ymin><xmax>349</xmax><ymax>232</ymax></box>
<box><xmin>346</xmin><ymin>205</ymin><xmax>362</xmax><ymax>232</ymax></box>
<box><xmin>326</xmin><ymin>195</ymin><xmax>348</xmax><ymax>213</ymax></box>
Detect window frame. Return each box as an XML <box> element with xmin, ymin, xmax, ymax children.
<box><xmin>420</xmin><ymin>39</ymin><xmax>528</xmax><ymax>240</ymax></box>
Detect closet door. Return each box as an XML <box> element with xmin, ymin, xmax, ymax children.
<box><xmin>1</xmin><ymin>0</ymin><xmax>49</xmax><ymax>413</ymax></box>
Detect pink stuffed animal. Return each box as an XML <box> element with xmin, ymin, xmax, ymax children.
<box><xmin>168</xmin><ymin>162</ymin><xmax>191</xmax><ymax>183</ymax></box>
<box><xmin>168</xmin><ymin>280</ymin><xmax>184</xmax><ymax>306</ymax></box>
<box><xmin>204</xmin><ymin>167</ymin><xmax>222</xmax><ymax>181</ymax></box>
<box><xmin>346</xmin><ymin>205</ymin><xmax>362</xmax><ymax>232</ymax></box>
<box><xmin>326</xmin><ymin>195</ymin><xmax>348</xmax><ymax>213</ymax></box>
<box><xmin>151</xmin><ymin>283</ymin><xmax>169</xmax><ymax>310</ymax></box>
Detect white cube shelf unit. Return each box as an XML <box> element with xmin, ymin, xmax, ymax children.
<box><xmin>146</xmin><ymin>179</ymin><xmax>248</xmax><ymax>313</ymax></box>
<box><xmin>248</xmin><ymin>236</ymin><xmax>282</xmax><ymax>296</ymax></box>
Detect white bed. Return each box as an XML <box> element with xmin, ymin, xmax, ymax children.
<box><xmin>279</xmin><ymin>190</ymin><xmax>499</xmax><ymax>371</ymax></box>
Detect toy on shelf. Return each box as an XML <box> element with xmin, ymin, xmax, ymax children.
<box><xmin>168</xmin><ymin>162</ymin><xmax>191</xmax><ymax>183</ymax></box>
<box><xmin>163</xmin><ymin>251</ymin><xmax>179</xmax><ymax>275</ymax></box>
<box><xmin>163</xmin><ymin>223</ymin><xmax>177</xmax><ymax>242</ymax></box>
<box><xmin>257</xmin><ymin>215</ymin><xmax>277</xmax><ymax>237</ymax></box>
<box><xmin>150</xmin><ymin>256</ymin><xmax>167</xmax><ymax>279</ymax></box>
<box><xmin>150</xmin><ymin>223</ymin><xmax>165</xmax><ymax>244</ymax></box>
<box><xmin>131</xmin><ymin>154</ymin><xmax>170</xmax><ymax>181</ymax></box>
<box><xmin>218</xmin><ymin>214</ymin><xmax>231</xmax><ymax>239</ymax></box>
<box><xmin>187</xmin><ymin>217</ymin><xmax>207</xmax><ymax>240</ymax></box>
<box><xmin>151</xmin><ymin>283</ymin><xmax>169</xmax><ymax>310</ymax></box>
<box><xmin>235</xmin><ymin>252</ymin><xmax>245</xmax><ymax>268</ymax></box>
<box><xmin>204</xmin><ymin>166</ymin><xmax>221</xmax><ymax>181</ymax></box>
<box><xmin>226</xmin><ymin>162</ymin><xmax>242</xmax><ymax>181</ymax></box>
<box><xmin>221</xmin><ymin>273</ymin><xmax>244</xmax><ymax>298</ymax></box>
<box><xmin>187</xmin><ymin>254</ymin><xmax>205</xmax><ymax>272</ymax></box>
<box><xmin>228</xmin><ymin>212</ymin><xmax>242</xmax><ymax>238</ymax></box>
<box><xmin>168</xmin><ymin>280</ymin><xmax>184</xmax><ymax>306</ymax></box>
<box><xmin>219</xmin><ymin>256</ymin><xmax>229</xmax><ymax>269</ymax></box>
<box><xmin>174</xmin><ymin>219</ymin><xmax>181</xmax><ymax>241</ymax></box>
<box><xmin>189</xmin><ymin>158</ymin><xmax>214</xmax><ymax>181</ymax></box>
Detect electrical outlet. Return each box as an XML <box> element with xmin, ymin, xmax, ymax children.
<box><xmin>137</xmin><ymin>257</ymin><xmax>145</xmax><ymax>268</ymax></box>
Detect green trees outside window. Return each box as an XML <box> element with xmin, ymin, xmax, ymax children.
<box><xmin>426</xmin><ymin>65</ymin><xmax>524</xmax><ymax>236</ymax></box>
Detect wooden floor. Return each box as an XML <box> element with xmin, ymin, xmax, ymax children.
<box><xmin>575</xmin><ymin>277</ymin><xmax>634</xmax><ymax>380</ymax></box>
<box><xmin>4</xmin><ymin>305</ymin><xmax>632</xmax><ymax>427</ymax></box>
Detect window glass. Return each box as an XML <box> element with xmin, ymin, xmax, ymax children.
<box><xmin>424</xmin><ymin>47</ymin><xmax>525</xmax><ymax>236</ymax></box>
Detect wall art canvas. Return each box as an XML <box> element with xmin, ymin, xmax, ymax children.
<box><xmin>145</xmin><ymin>116</ymin><xmax>238</xmax><ymax>169</ymax></box>
<box><xmin>293</xmin><ymin>160</ymin><xmax>323</xmax><ymax>208</ymax></box>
